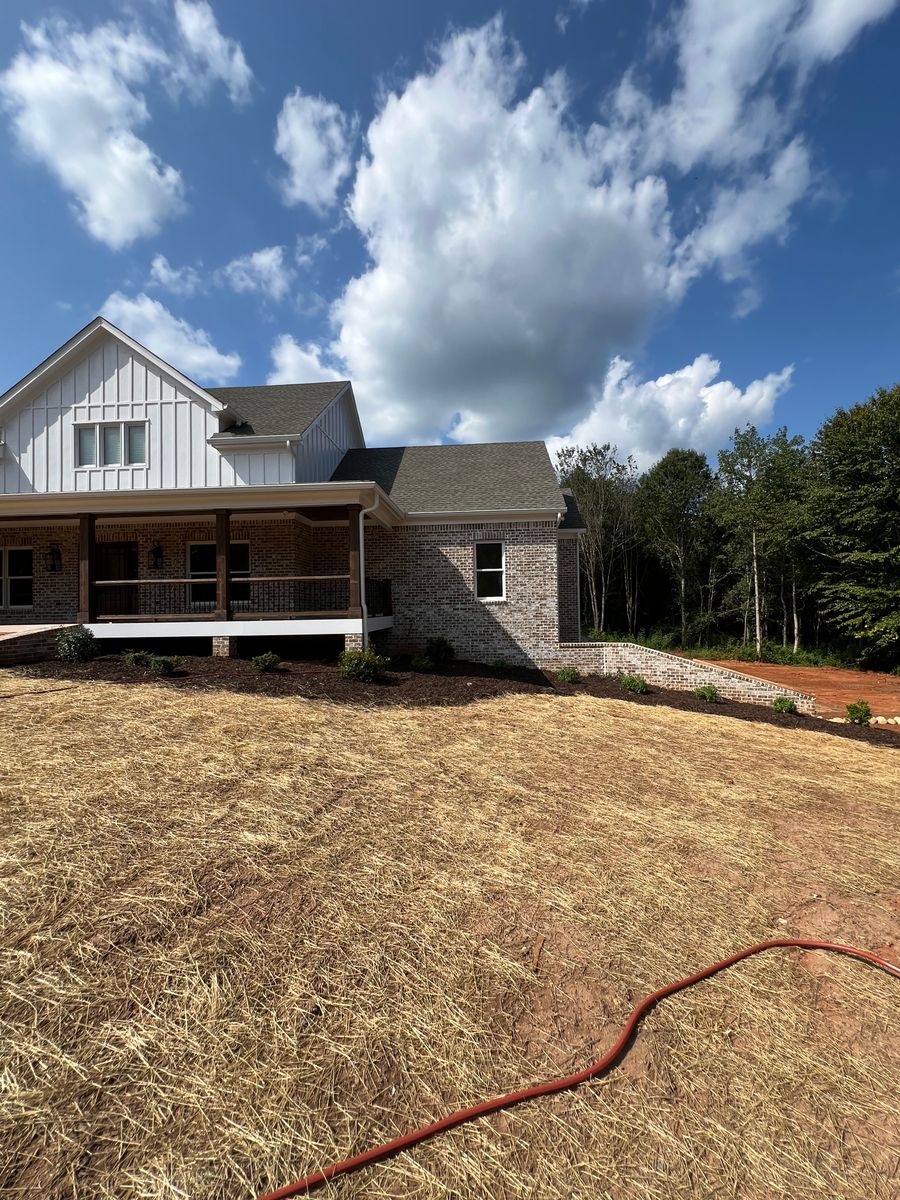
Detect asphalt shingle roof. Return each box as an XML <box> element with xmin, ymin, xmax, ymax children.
<box><xmin>331</xmin><ymin>442</ymin><xmax>566</xmax><ymax>515</ymax></box>
<box><xmin>559</xmin><ymin>489</ymin><xmax>586</xmax><ymax>531</ymax></box>
<box><xmin>207</xmin><ymin>381</ymin><xmax>350</xmax><ymax>436</ymax></box>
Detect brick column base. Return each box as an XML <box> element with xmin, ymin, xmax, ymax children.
<box><xmin>343</xmin><ymin>633</ymin><xmax>364</xmax><ymax>651</ymax></box>
<box><xmin>212</xmin><ymin>636</ymin><xmax>239</xmax><ymax>658</ymax></box>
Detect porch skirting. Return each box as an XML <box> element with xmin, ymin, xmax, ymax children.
<box><xmin>85</xmin><ymin>615</ymin><xmax>394</xmax><ymax>640</ymax></box>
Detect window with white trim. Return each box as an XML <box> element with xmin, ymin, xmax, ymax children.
<box><xmin>474</xmin><ymin>541</ymin><xmax>505</xmax><ymax>600</ymax></box>
<box><xmin>1</xmin><ymin>547</ymin><xmax>33</xmax><ymax>608</ymax></box>
<box><xmin>187</xmin><ymin>542</ymin><xmax>251</xmax><ymax>607</ymax></box>
<box><xmin>75</xmin><ymin>422</ymin><xmax>147</xmax><ymax>467</ymax></box>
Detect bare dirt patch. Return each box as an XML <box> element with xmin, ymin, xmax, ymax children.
<box><xmin>0</xmin><ymin>682</ymin><xmax>898</xmax><ymax>1199</ymax></box>
<box><xmin>712</xmin><ymin>659</ymin><xmax>900</xmax><ymax>718</ymax></box>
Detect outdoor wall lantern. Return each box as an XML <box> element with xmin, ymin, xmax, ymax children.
<box><xmin>149</xmin><ymin>541</ymin><xmax>164</xmax><ymax>570</ymax></box>
<box><xmin>46</xmin><ymin>543</ymin><xmax>63</xmax><ymax>572</ymax></box>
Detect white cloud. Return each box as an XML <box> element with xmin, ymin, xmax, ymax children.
<box><xmin>103</xmin><ymin>291</ymin><xmax>241</xmax><ymax>383</ymax></box>
<box><xmin>267</xmin><ymin>334</ymin><xmax>343</xmax><ymax>384</ymax></box>
<box><xmin>219</xmin><ymin>245</ymin><xmax>294</xmax><ymax>301</ymax></box>
<box><xmin>547</xmin><ymin>355</ymin><xmax>794</xmax><ymax>468</ymax></box>
<box><xmin>318</xmin><ymin>7</ymin><xmax>896</xmax><ymax>453</ymax></box>
<box><xmin>171</xmin><ymin>0</ymin><xmax>254</xmax><ymax>105</ymax></box>
<box><xmin>0</xmin><ymin>19</ymin><xmax>183</xmax><ymax>249</ymax></box>
<box><xmin>275</xmin><ymin>89</ymin><xmax>356</xmax><ymax>212</ymax></box>
<box><xmin>148</xmin><ymin>253</ymin><xmax>202</xmax><ymax>296</ymax></box>
<box><xmin>790</xmin><ymin>0</ymin><xmax>898</xmax><ymax>64</ymax></box>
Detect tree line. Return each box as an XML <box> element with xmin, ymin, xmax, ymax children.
<box><xmin>556</xmin><ymin>383</ymin><xmax>900</xmax><ymax>669</ymax></box>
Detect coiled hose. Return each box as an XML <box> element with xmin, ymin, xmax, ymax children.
<box><xmin>256</xmin><ymin>938</ymin><xmax>900</xmax><ymax>1199</ymax></box>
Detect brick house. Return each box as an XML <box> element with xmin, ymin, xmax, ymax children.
<box><xmin>0</xmin><ymin>317</ymin><xmax>582</xmax><ymax>661</ymax></box>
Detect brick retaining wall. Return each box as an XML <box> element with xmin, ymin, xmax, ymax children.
<box><xmin>541</xmin><ymin>641</ymin><xmax>816</xmax><ymax>712</ymax></box>
<box><xmin>0</xmin><ymin>626</ymin><xmax>70</xmax><ymax>665</ymax></box>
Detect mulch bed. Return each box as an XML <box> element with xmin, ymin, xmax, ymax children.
<box><xmin>16</xmin><ymin>654</ymin><xmax>898</xmax><ymax>747</ymax></box>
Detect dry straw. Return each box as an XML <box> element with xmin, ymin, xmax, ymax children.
<box><xmin>1</xmin><ymin>675</ymin><xmax>898</xmax><ymax>1198</ymax></box>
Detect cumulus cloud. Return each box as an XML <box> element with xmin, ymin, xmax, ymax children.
<box><xmin>103</xmin><ymin>291</ymin><xmax>241</xmax><ymax>383</ymax></box>
<box><xmin>0</xmin><ymin>5</ymin><xmax>253</xmax><ymax>249</ymax></box>
<box><xmin>171</xmin><ymin>0</ymin><xmax>253</xmax><ymax>104</ymax></box>
<box><xmin>219</xmin><ymin>245</ymin><xmax>294</xmax><ymax>300</ymax></box>
<box><xmin>0</xmin><ymin>19</ymin><xmax>183</xmax><ymax>249</ymax></box>
<box><xmin>316</xmin><ymin>5</ymin><xmax>896</xmax><ymax>454</ymax></box>
<box><xmin>148</xmin><ymin>253</ymin><xmax>202</xmax><ymax>296</ymax></box>
<box><xmin>546</xmin><ymin>356</ymin><xmax>795</xmax><ymax>468</ymax></box>
<box><xmin>267</xmin><ymin>334</ymin><xmax>344</xmax><ymax>384</ymax></box>
<box><xmin>275</xmin><ymin>89</ymin><xmax>356</xmax><ymax>212</ymax></box>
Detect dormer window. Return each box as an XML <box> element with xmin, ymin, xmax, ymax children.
<box><xmin>76</xmin><ymin>422</ymin><xmax>147</xmax><ymax>468</ymax></box>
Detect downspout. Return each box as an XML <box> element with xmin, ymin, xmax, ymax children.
<box><xmin>358</xmin><ymin>491</ymin><xmax>379</xmax><ymax>649</ymax></box>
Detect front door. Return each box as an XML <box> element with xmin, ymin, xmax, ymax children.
<box><xmin>95</xmin><ymin>541</ymin><xmax>140</xmax><ymax>616</ymax></box>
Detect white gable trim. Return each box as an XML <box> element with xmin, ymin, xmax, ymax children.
<box><xmin>0</xmin><ymin>317</ymin><xmax>228</xmax><ymax>419</ymax></box>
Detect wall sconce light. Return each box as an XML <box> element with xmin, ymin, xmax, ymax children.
<box><xmin>149</xmin><ymin>541</ymin><xmax>164</xmax><ymax>570</ymax></box>
<box><xmin>46</xmin><ymin>543</ymin><xmax>63</xmax><ymax>573</ymax></box>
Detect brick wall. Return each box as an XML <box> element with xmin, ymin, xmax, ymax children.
<box><xmin>0</xmin><ymin>524</ymin><xmax>79</xmax><ymax>623</ymax></box>
<box><xmin>541</xmin><ymin>641</ymin><xmax>815</xmax><ymax>711</ymax></box>
<box><xmin>0</xmin><ymin>626</ymin><xmax>70</xmax><ymax>664</ymax></box>
<box><xmin>557</xmin><ymin>536</ymin><xmax>580</xmax><ymax>641</ymax></box>
<box><xmin>316</xmin><ymin>521</ymin><xmax>561</xmax><ymax>665</ymax></box>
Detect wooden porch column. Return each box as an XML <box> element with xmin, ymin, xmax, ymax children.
<box><xmin>77</xmin><ymin>514</ymin><xmax>95</xmax><ymax>624</ymax></box>
<box><xmin>215</xmin><ymin>509</ymin><xmax>231</xmax><ymax>621</ymax></box>
<box><xmin>347</xmin><ymin>504</ymin><xmax>362</xmax><ymax>618</ymax></box>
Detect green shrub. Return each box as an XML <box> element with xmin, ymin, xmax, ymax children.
<box><xmin>123</xmin><ymin>650</ymin><xmax>178</xmax><ymax>676</ymax></box>
<box><xmin>556</xmin><ymin>666</ymin><xmax>581</xmax><ymax>683</ymax></box>
<box><xmin>251</xmin><ymin>651</ymin><xmax>282</xmax><ymax>673</ymax></box>
<box><xmin>772</xmin><ymin>696</ymin><xmax>798</xmax><ymax>715</ymax></box>
<box><xmin>56</xmin><ymin>625</ymin><xmax>96</xmax><ymax>663</ymax></box>
<box><xmin>123</xmin><ymin>649</ymin><xmax>154</xmax><ymax>671</ymax></box>
<box><xmin>619</xmin><ymin>673</ymin><xmax>650</xmax><ymax>694</ymax></box>
<box><xmin>337</xmin><ymin>648</ymin><xmax>387</xmax><ymax>682</ymax></box>
<box><xmin>492</xmin><ymin>657</ymin><xmax>512</xmax><ymax>673</ymax></box>
<box><xmin>424</xmin><ymin>636</ymin><xmax>455</xmax><ymax>667</ymax></box>
<box><xmin>409</xmin><ymin>652</ymin><xmax>435</xmax><ymax>672</ymax></box>
<box><xmin>694</xmin><ymin>684</ymin><xmax>721</xmax><ymax>703</ymax></box>
<box><xmin>846</xmin><ymin>699</ymin><xmax>872</xmax><ymax>727</ymax></box>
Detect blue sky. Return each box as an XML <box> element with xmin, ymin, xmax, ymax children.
<box><xmin>0</xmin><ymin>0</ymin><xmax>897</xmax><ymax>464</ymax></box>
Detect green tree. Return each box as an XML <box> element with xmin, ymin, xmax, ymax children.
<box><xmin>636</xmin><ymin>449</ymin><xmax>714</xmax><ymax>647</ymax></box>
<box><xmin>809</xmin><ymin>386</ymin><xmax>900</xmax><ymax>662</ymax></box>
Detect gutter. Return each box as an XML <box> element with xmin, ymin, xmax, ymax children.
<box><xmin>207</xmin><ymin>434</ymin><xmax>302</xmax><ymax>451</ymax></box>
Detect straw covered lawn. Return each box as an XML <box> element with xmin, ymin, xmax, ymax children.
<box><xmin>1</xmin><ymin>674</ymin><xmax>898</xmax><ymax>1199</ymax></box>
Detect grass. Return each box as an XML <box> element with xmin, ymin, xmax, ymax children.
<box><xmin>0</xmin><ymin>672</ymin><xmax>898</xmax><ymax>1199</ymax></box>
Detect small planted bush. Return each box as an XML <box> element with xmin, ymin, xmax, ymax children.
<box><xmin>694</xmin><ymin>684</ymin><xmax>721</xmax><ymax>703</ymax></box>
<box><xmin>556</xmin><ymin>666</ymin><xmax>581</xmax><ymax>683</ymax></box>
<box><xmin>424</xmin><ymin>637</ymin><xmax>455</xmax><ymax>667</ymax></box>
<box><xmin>251</xmin><ymin>651</ymin><xmax>282</xmax><ymax>673</ymax></box>
<box><xmin>846</xmin><ymin>699</ymin><xmax>872</xmax><ymax>727</ymax></box>
<box><xmin>123</xmin><ymin>649</ymin><xmax>178</xmax><ymax>676</ymax></box>
<box><xmin>123</xmin><ymin>649</ymin><xmax>154</xmax><ymax>671</ymax></box>
<box><xmin>492</xmin><ymin>657</ymin><xmax>512</xmax><ymax>674</ymax></box>
<box><xmin>619</xmin><ymin>673</ymin><xmax>649</xmax><ymax>694</ymax></box>
<box><xmin>56</xmin><ymin>625</ymin><xmax>96</xmax><ymax>663</ymax></box>
<box><xmin>337</xmin><ymin>647</ymin><xmax>387</xmax><ymax>682</ymax></box>
<box><xmin>772</xmin><ymin>696</ymin><xmax>798</xmax><ymax>715</ymax></box>
<box><xmin>410</xmin><ymin>652</ymin><xmax>435</xmax><ymax>672</ymax></box>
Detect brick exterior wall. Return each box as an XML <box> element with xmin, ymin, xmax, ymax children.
<box><xmin>557</xmin><ymin>535</ymin><xmax>580</xmax><ymax>642</ymax></box>
<box><xmin>541</xmin><ymin>641</ymin><xmax>815</xmax><ymax>711</ymax></box>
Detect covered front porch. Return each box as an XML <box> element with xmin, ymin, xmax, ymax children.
<box><xmin>0</xmin><ymin>481</ymin><xmax>398</xmax><ymax>646</ymax></box>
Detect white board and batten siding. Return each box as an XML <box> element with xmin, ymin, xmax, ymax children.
<box><xmin>296</xmin><ymin>388</ymin><xmax>364</xmax><ymax>483</ymax></box>
<box><xmin>0</xmin><ymin>332</ymin><xmax>295</xmax><ymax>494</ymax></box>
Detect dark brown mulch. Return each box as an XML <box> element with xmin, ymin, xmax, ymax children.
<box><xmin>15</xmin><ymin>654</ymin><xmax>898</xmax><ymax>747</ymax></box>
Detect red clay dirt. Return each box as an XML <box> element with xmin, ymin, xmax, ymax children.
<box><xmin>710</xmin><ymin>660</ymin><xmax>900</xmax><ymax>718</ymax></box>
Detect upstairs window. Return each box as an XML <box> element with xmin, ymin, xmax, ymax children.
<box><xmin>475</xmin><ymin>541</ymin><xmax>505</xmax><ymax>600</ymax></box>
<box><xmin>76</xmin><ymin>422</ymin><xmax>147</xmax><ymax>467</ymax></box>
<box><xmin>1</xmin><ymin>547</ymin><xmax>33</xmax><ymax>608</ymax></box>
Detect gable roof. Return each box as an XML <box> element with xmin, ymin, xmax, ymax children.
<box><xmin>331</xmin><ymin>441</ymin><xmax>566</xmax><ymax>515</ymax></box>
<box><xmin>0</xmin><ymin>316</ymin><xmax>227</xmax><ymax>417</ymax></box>
<box><xmin>208</xmin><ymin>381</ymin><xmax>351</xmax><ymax>436</ymax></box>
<box><xmin>559</xmin><ymin>489</ymin><xmax>586</xmax><ymax>531</ymax></box>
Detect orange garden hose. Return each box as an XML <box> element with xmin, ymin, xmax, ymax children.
<box><xmin>256</xmin><ymin>939</ymin><xmax>900</xmax><ymax>1199</ymax></box>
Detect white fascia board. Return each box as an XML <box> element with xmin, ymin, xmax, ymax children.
<box><xmin>399</xmin><ymin>508</ymin><xmax>562</xmax><ymax>524</ymax></box>
<box><xmin>87</xmin><ymin>618</ymin><xmax>372</xmax><ymax>639</ymax></box>
<box><xmin>0</xmin><ymin>316</ymin><xmax>228</xmax><ymax>418</ymax></box>
<box><xmin>208</xmin><ymin>434</ymin><xmax>301</xmax><ymax>451</ymax></box>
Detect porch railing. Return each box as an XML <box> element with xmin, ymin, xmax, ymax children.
<box><xmin>92</xmin><ymin>575</ymin><xmax>392</xmax><ymax>621</ymax></box>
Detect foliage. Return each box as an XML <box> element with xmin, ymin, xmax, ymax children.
<box><xmin>845</xmin><ymin>699</ymin><xmax>872</xmax><ymax>727</ymax></box>
<box><xmin>409</xmin><ymin>653</ymin><xmax>435</xmax><ymax>672</ymax></box>
<box><xmin>251</xmin><ymin>652</ymin><xmax>282</xmax><ymax>673</ymax></box>
<box><xmin>124</xmin><ymin>649</ymin><xmax>178</xmax><ymax>676</ymax></box>
<box><xmin>492</xmin><ymin>658</ymin><xmax>512</xmax><ymax>673</ymax></box>
<box><xmin>56</xmin><ymin>625</ymin><xmax>96</xmax><ymax>663</ymax></box>
<box><xmin>337</xmin><ymin>648</ymin><xmax>387</xmax><ymax>682</ymax></box>
<box><xmin>424</xmin><ymin>637</ymin><xmax>455</xmax><ymax>667</ymax></box>
<box><xmin>556</xmin><ymin>666</ymin><xmax>581</xmax><ymax>683</ymax></box>
<box><xmin>619</xmin><ymin>673</ymin><xmax>649</xmax><ymax>694</ymax></box>
<box><xmin>123</xmin><ymin>650</ymin><xmax>155</xmax><ymax>671</ymax></box>
<box><xmin>694</xmin><ymin>684</ymin><xmax>721</xmax><ymax>703</ymax></box>
<box><xmin>772</xmin><ymin>696</ymin><xmax>798</xmax><ymax>715</ymax></box>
